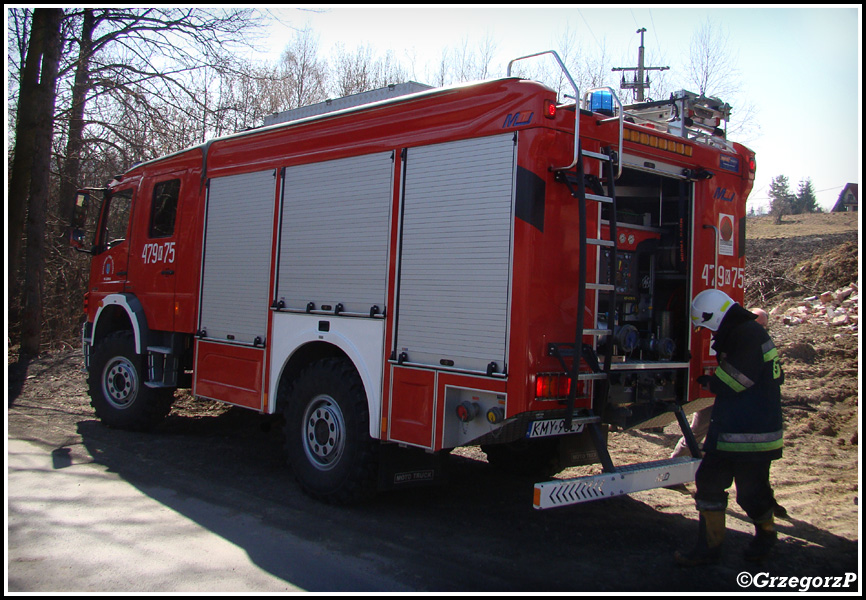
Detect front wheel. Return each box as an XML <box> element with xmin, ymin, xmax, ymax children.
<box><xmin>283</xmin><ymin>358</ymin><xmax>378</xmax><ymax>504</ymax></box>
<box><xmin>87</xmin><ymin>330</ymin><xmax>174</xmax><ymax>431</ymax></box>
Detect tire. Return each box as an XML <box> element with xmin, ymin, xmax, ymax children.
<box><xmin>87</xmin><ymin>330</ymin><xmax>174</xmax><ymax>431</ymax></box>
<box><xmin>283</xmin><ymin>358</ymin><xmax>378</xmax><ymax>504</ymax></box>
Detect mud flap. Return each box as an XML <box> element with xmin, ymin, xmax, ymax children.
<box><xmin>557</xmin><ymin>426</ymin><xmax>608</xmax><ymax>468</ymax></box>
<box><xmin>533</xmin><ymin>456</ymin><xmax>701</xmax><ymax>509</ymax></box>
<box><xmin>377</xmin><ymin>443</ymin><xmax>446</xmax><ymax>491</ymax></box>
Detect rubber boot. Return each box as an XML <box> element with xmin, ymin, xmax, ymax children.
<box><xmin>744</xmin><ymin>516</ymin><xmax>777</xmax><ymax>562</ymax></box>
<box><xmin>675</xmin><ymin>510</ymin><xmax>726</xmax><ymax>566</ymax></box>
<box><xmin>773</xmin><ymin>501</ymin><xmax>790</xmax><ymax>520</ymax></box>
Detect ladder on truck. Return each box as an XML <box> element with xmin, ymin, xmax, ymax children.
<box><xmin>508</xmin><ymin>52</ymin><xmax>702</xmax><ymax>510</ymax></box>
<box><xmin>623</xmin><ymin>89</ymin><xmax>735</xmax><ymax>151</ymax></box>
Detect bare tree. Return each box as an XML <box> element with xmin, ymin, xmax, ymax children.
<box><xmin>13</xmin><ymin>8</ymin><xmax>64</xmax><ymax>358</ymax></box>
<box><xmin>452</xmin><ymin>37</ymin><xmax>476</xmax><ymax>83</ymax></box>
<box><xmin>580</xmin><ymin>38</ymin><xmax>613</xmax><ymax>90</ymax></box>
<box><xmin>7</xmin><ymin>8</ymin><xmax>265</xmax><ymax>353</ymax></box>
<box><xmin>55</xmin><ymin>9</ymin><xmax>96</xmax><ymax>228</ymax></box>
<box><xmin>402</xmin><ymin>47</ymin><xmax>422</xmax><ymax>83</ymax></box>
<box><xmin>474</xmin><ymin>32</ymin><xmax>498</xmax><ymax>81</ymax></box>
<box><xmin>8</xmin><ymin>9</ymin><xmax>63</xmax><ymax>307</ymax></box>
<box><xmin>331</xmin><ymin>44</ymin><xmax>409</xmax><ymax>97</ymax></box>
<box><xmin>684</xmin><ymin>17</ymin><xmax>758</xmax><ymax>140</ymax></box>
<box><xmin>372</xmin><ymin>50</ymin><xmax>408</xmax><ymax>87</ymax></box>
<box><xmin>687</xmin><ymin>17</ymin><xmax>735</xmax><ymax>98</ymax></box>
<box><xmin>278</xmin><ymin>26</ymin><xmax>328</xmax><ymax>109</ymax></box>
<box><xmin>430</xmin><ymin>47</ymin><xmax>451</xmax><ymax>88</ymax></box>
<box><xmin>220</xmin><ymin>60</ymin><xmax>286</xmax><ymax>131</ymax></box>
<box><xmin>422</xmin><ymin>33</ymin><xmax>500</xmax><ymax>88</ymax></box>
<box><xmin>332</xmin><ymin>43</ymin><xmax>376</xmax><ymax>96</ymax></box>
<box><xmin>52</xmin><ymin>8</ymin><xmax>264</xmax><ymax>222</ymax></box>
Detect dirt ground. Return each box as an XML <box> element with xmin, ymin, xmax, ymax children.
<box><xmin>6</xmin><ymin>212</ymin><xmax>861</xmax><ymax>591</ymax></box>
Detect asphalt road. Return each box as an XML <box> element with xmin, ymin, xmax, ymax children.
<box><xmin>7</xmin><ymin>437</ymin><xmax>408</xmax><ymax>592</ymax></box>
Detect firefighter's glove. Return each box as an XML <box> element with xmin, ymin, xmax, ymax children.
<box><xmin>696</xmin><ymin>375</ymin><xmax>713</xmax><ymax>391</ymax></box>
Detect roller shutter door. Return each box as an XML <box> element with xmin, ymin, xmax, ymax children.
<box><xmin>276</xmin><ymin>152</ymin><xmax>394</xmax><ymax>316</ymax></box>
<box><xmin>396</xmin><ymin>133</ymin><xmax>516</xmax><ymax>373</ymax></box>
<box><xmin>199</xmin><ymin>169</ymin><xmax>276</xmax><ymax>345</ymax></box>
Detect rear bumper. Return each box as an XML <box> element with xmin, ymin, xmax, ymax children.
<box><xmin>533</xmin><ymin>456</ymin><xmax>701</xmax><ymax>509</ymax></box>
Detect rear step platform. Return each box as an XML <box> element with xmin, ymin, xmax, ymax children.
<box><xmin>533</xmin><ymin>456</ymin><xmax>701</xmax><ymax>509</ymax></box>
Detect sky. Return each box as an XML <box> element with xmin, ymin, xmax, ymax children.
<box><xmin>258</xmin><ymin>5</ymin><xmax>861</xmax><ymax>213</ymax></box>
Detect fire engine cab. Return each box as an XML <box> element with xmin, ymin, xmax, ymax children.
<box><xmin>70</xmin><ymin>51</ymin><xmax>755</xmax><ymax>508</ymax></box>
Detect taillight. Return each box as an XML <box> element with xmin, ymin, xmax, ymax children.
<box><xmin>535</xmin><ymin>373</ymin><xmax>577</xmax><ymax>400</ymax></box>
<box><xmin>543</xmin><ymin>99</ymin><xmax>556</xmax><ymax>119</ymax></box>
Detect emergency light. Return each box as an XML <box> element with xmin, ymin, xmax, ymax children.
<box><xmin>589</xmin><ymin>90</ymin><xmax>614</xmax><ymax>116</ymax></box>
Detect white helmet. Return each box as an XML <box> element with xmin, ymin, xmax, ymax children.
<box><xmin>690</xmin><ymin>289</ymin><xmax>735</xmax><ymax>332</ymax></box>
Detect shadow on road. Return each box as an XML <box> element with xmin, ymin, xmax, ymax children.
<box><xmin>63</xmin><ymin>409</ymin><xmax>859</xmax><ymax>592</ymax></box>
<box><xmin>7</xmin><ymin>357</ymin><xmax>32</xmax><ymax>406</ymax></box>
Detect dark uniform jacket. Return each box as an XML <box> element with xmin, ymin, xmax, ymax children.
<box><xmin>702</xmin><ymin>304</ymin><xmax>784</xmax><ymax>460</ymax></box>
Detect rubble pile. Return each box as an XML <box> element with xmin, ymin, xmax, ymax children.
<box><xmin>771</xmin><ymin>283</ymin><xmax>859</xmax><ymax>330</ymax></box>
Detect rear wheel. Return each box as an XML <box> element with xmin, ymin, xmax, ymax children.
<box><xmin>283</xmin><ymin>358</ymin><xmax>378</xmax><ymax>504</ymax></box>
<box><xmin>87</xmin><ymin>330</ymin><xmax>174</xmax><ymax>431</ymax></box>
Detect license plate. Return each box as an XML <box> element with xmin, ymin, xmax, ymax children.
<box><xmin>526</xmin><ymin>419</ymin><xmax>585</xmax><ymax>439</ymax></box>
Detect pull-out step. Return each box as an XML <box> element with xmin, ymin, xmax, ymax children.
<box><xmin>533</xmin><ymin>456</ymin><xmax>701</xmax><ymax>509</ymax></box>
<box><xmin>581</xmin><ymin>148</ymin><xmax>615</xmax><ymax>162</ymax></box>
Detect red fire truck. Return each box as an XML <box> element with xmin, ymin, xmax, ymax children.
<box><xmin>70</xmin><ymin>51</ymin><xmax>755</xmax><ymax>508</ymax></box>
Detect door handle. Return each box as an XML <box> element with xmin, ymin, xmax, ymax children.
<box><xmin>161</xmin><ymin>269</ymin><xmax>175</xmax><ymax>276</ymax></box>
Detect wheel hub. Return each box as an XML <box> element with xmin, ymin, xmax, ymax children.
<box><xmin>303</xmin><ymin>395</ymin><xmax>346</xmax><ymax>471</ymax></box>
<box><xmin>102</xmin><ymin>357</ymin><xmax>138</xmax><ymax>409</ymax></box>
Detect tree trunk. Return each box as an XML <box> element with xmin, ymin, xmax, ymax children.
<box><xmin>8</xmin><ymin>9</ymin><xmax>50</xmax><ymax>302</ymax></box>
<box><xmin>19</xmin><ymin>8</ymin><xmax>63</xmax><ymax>358</ymax></box>
<box><xmin>57</xmin><ymin>9</ymin><xmax>96</xmax><ymax>230</ymax></box>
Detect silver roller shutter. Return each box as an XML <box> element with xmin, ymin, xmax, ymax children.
<box><xmin>396</xmin><ymin>133</ymin><xmax>516</xmax><ymax>373</ymax></box>
<box><xmin>199</xmin><ymin>169</ymin><xmax>276</xmax><ymax>345</ymax></box>
<box><xmin>277</xmin><ymin>152</ymin><xmax>394</xmax><ymax>316</ymax></box>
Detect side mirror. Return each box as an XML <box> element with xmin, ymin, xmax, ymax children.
<box><xmin>69</xmin><ymin>227</ymin><xmax>88</xmax><ymax>250</ymax></box>
<box><xmin>72</xmin><ymin>191</ymin><xmax>90</xmax><ymax>229</ymax></box>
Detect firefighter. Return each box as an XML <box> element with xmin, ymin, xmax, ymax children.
<box><xmin>669</xmin><ymin>305</ymin><xmax>789</xmax><ymax>518</ymax></box>
<box><xmin>670</xmin><ymin>306</ymin><xmax>771</xmax><ymax>459</ymax></box>
<box><xmin>669</xmin><ymin>307</ymin><xmax>769</xmax><ymax>456</ymax></box>
<box><xmin>674</xmin><ymin>289</ymin><xmax>784</xmax><ymax>566</ymax></box>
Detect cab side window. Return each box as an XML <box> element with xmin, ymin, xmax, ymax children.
<box><xmin>102</xmin><ymin>189</ymin><xmax>133</xmax><ymax>250</ymax></box>
<box><xmin>149</xmin><ymin>179</ymin><xmax>181</xmax><ymax>238</ymax></box>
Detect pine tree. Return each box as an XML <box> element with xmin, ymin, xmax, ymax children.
<box><xmin>768</xmin><ymin>175</ymin><xmax>795</xmax><ymax>224</ymax></box>
<box><xmin>796</xmin><ymin>178</ymin><xmax>821</xmax><ymax>213</ymax></box>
